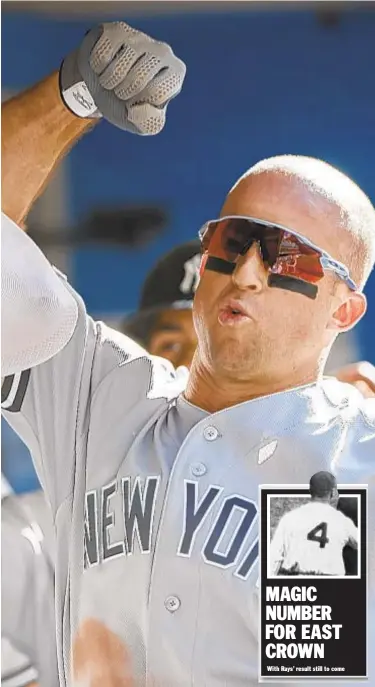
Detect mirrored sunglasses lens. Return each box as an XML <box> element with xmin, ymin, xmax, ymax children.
<box><xmin>204</xmin><ymin>219</ymin><xmax>259</xmax><ymax>261</ymax></box>
<box><xmin>202</xmin><ymin>220</ymin><xmax>326</xmax><ymax>285</ymax></box>
<box><xmin>272</xmin><ymin>253</ymin><xmax>324</xmax><ymax>283</ymax></box>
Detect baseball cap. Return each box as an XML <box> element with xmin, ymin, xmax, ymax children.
<box><xmin>122</xmin><ymin>240</ymin><xmax>201</xmax><ymax>343</ymax></box>
<box><xmin>140</xmin><ymin>240</ymin><xmax>201</xmax><ymax>311</ymax></box>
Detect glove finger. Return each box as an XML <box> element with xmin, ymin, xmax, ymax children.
<box><xmin>114</xmin><ymin>53</ymin><xmax>164</xmax><ymax>101</ymax></box>
<box><xmin>89</xmin><ymin>21</ymin><xmax>141</xmax><ymax>75</ymax></box>
<box><xmin>139</xmin><ymin>67</ymin><xmax>185</xmax><ymax>107</ymax></box>
<box><xmin>98</xmin><ymin>45</ymin><xmax>142</xmax><ymax>90</ymax></box>
<box><xmin>127</xmin><ymin>102</ymin><xmax>166</xmax><ymax>135</ymax></box>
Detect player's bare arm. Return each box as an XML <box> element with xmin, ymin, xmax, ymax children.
<box><xmin>1</xmin><ymin>73</ymin><xmax>92</xmax><ymax>226</ymax></box>
<box><xmin>333</xmin><ymin>361</ymin><xmax>375</xmax><ymax>398</ymax></box>
<box><xmin>1</xmin><ymin>22</ymin><xmax>186</xmax><ymax>378</ymax></box>
<box><xmin>2</xmin><ymin>23</ymin><xmax>185</xmax><ymax>227</ymax></box>
<box><xmin>1</xmin><ymin>70</ymin><xmax>90</xmax><ymax>373</ymax></box>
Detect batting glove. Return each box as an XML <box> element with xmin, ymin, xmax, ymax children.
<box><xmin>59</xmin><ymin>21</ymin><xmax>186</xmax><ymax>135</ymax></box>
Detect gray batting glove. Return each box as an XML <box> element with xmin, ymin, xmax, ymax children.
<box><xmin>59</xmin><ymin>21</ymin><xmax>186</xmax><ymax>135</ymax></box>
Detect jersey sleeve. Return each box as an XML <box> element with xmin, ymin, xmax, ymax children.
<box><xmin>1</xmin><ymin>212</ymin><xmax>78</xmax><ymax>376</ymax></box>
<box><xmin>1</xmin><ymin>279</ymin><xmax>169</xmax><ymax>514</ymax></box>
<box><xmin>1</xmin><ymin>215</ymin><xmax>179</xmax><ymax>515</ymax></box>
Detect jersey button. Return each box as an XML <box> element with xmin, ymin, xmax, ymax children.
<box><xmin>203</xmin><ymin>426</ymin><xmax>219</xmax><ymax>441</ymax></box>
<box><xmin>191</xmin><ymin>462</ymin><xmax>207</xmax><ymax>477</ymax></box>
<box><xmin>164</xmin><ymin>595</ymin><xmax>181</xmax><ymax>613</ymax></box>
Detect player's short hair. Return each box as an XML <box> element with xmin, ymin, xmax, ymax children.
<box><xmin>234</xmin><ymin>155</ymin><xmax>375</xmax><ymax>289</ymax></box>
<box><xmin>309</xmin><ymin>471</ymin><xmax>337</xmax><ymax>498</ymax></box>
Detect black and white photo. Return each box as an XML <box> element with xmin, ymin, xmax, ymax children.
<box><xmin>259</xmin><ymin>481</ymin><xmax>367</xmax><ymax>680</ymax></box>
<box><xmin>267</xmin><ymin>472</ymin><xmax>360</xmax><ymax>579</ymax></box>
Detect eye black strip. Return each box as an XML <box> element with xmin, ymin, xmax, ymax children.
<box><xmin>205</xmin><ymin>256</ymin><xmax>236</xmax><ymax>275</ymax></box>
<box><xmin>268</xmin><ymin>274</ymin><xmax>318</xmax><ymax>300</ymax></box>
<box><xmin>204</xmin><ymin>256</ymin><xmax>319</xmax><ymax>299</ymax></box>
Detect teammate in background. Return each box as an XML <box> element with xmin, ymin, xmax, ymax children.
<box><xmin>1</xmin><ymin>477</ymin><xmax>58</xmax><ymax>687</ymax></box>
<box><xmin>269</xmin><ymin>472</ymin><xmax>358</xmax><ymax>577</ymax></box>
<box><xmin>2</xmin><ymin>20</ymin><xmax>375</xmax><ymax>686</ymax></box>
<box><xmin>122</xmin><ymin>240</ymin><xmax>201</xmax><ymax>368</ymax></box>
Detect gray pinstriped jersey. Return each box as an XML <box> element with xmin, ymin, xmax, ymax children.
<box><xmin>1</xmin><ymin>490</ymin><xmax>58</xmax><ymax>687</ymax></box>
<box><xmin>2</xmin><ymin>275</ymin><xmax>375</xmax><ymax>687</ymax></box>
<box><xmin>1</xmin><ymin>637</ymin><xmax>37</xmax><ymax>687</ymax></box>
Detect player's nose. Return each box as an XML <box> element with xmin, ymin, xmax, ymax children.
<box><xmin>231</xmin><ymin>242</ymin><xmax>267</xmax><ymax>292</ymax></box>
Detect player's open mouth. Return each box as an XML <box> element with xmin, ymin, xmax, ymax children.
<box><xmin>218</xmin><ymin>301</ymin><xmax>250</xmax><ymax>326</ymax></box>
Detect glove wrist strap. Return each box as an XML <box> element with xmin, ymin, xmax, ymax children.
<box><xmin>59</xmin><ymin>50</ymin><xmax>102</xmax><ymax>119</ymax></box>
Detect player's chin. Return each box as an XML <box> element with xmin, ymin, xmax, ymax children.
<box><xmin>210</xmin><ymin>340</ymin><xmax>258</xmax><ymax>375</ymax></box>
<box><xmin>214</xmin><ymin>326</ymin><xmax>256</xmax><ymax>351</ymax></box>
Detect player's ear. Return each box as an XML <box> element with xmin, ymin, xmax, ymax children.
<box><xmin>329</xmin><ymin>291</ymin><xmax>367</xmax><ymax>332</ymax></box>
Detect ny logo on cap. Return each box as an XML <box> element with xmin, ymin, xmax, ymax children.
<box><xmin>180</xmin><ymin>254</ymin><xmax>201</xmax><ymax>295</ymax></box>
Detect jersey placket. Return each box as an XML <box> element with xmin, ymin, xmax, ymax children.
<box><xmin>145</xmin><ymin>410</ymin><xmax>261</xmax><ymax>686</ymax></box>
<box><xmin>146</xmin><ymin>421</ymin><xmax>214</xmax><ymax>685</ymax></box>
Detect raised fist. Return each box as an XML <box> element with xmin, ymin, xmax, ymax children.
<box><xmin>60</xmin><ymin>21</ymin><xmax>186</xmax><ymax>135</ymax></box>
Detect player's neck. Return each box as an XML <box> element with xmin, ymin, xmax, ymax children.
<box><xmin>185</xmin><ymin>356</ymin><xmax>320</xmax><ymax>414</ymax></box>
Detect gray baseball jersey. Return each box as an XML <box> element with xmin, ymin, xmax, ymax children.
<box><xmin>1</xmin><ymin>488</ymin><xmax>58</xmax><ymax>687</ymax></box>
<box><xmin>2</xmin><ymin>271</ymin><xmax>375</xmax><ymax>687</ymax></box>
<box><xmin>1</xmin><ymin>637</ymin><xmax>37</xmax><ymax>687</ymax></box>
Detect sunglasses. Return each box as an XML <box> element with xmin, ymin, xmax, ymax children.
<box><xmin>198</xmin><ymin>216</ymin><xmax>357</xmax><ymax>299</ymax></box>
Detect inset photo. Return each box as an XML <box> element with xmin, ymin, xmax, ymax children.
<box><xmin>267</xmin><ymin>471</ymin><xmax>361</xmax><ymax>579</ymax></box>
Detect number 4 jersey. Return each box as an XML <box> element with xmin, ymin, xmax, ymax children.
<box><xmin>269</xmin><ymin>501</ymin><xmax>358</xmax><ymax>576</ymax></box>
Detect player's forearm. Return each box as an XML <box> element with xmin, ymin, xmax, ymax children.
<box><xmin>1</xmin><ymin>72</ymin><xmax>94</xmax><ymax>227</ymax></box>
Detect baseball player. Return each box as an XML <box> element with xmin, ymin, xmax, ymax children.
<box><xmin>1</xmin><ymin>478</ymin><xmax>58</xmax><ymax>687</ymax></box>
<box><xmin>269</xmin><ymin>472</ymin><xmax>358</xmax><ymax>576</ymax></box>
<box><xmin>2</xmin><ymin>20</ymin><xmax>375</xmax><ymax>687</ymax></box>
